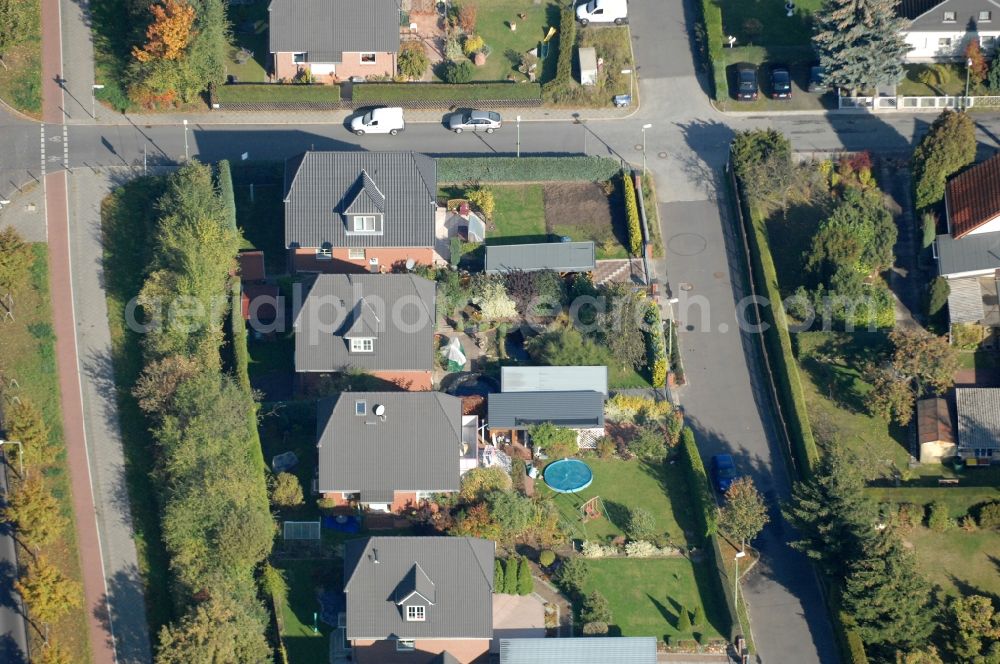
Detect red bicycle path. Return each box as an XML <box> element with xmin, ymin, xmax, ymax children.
<box><xmin>41</xmin><ymin>0</ymin><xmax>119</xmax><ymax>660</ymax></box>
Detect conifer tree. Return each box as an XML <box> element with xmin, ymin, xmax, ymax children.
<box><xmin>814</xmin><ymin>0</ymin><xmax>910</xmax><ymax>94</ymax></box>
<box><xmin>676</xmin><ymin>604</ymin><xmax>691</xmax><ymax>633</ymax></box>
<box><xmin>515</xmin><ymin>557</ymin><xmax>534</xmax><ymax>595</ymax></box>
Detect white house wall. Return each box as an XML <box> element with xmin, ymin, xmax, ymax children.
<box><xmin>904</xmin><ymin>31</ymin><xmax>1000</xmax><ymax>61</ymax></box>
<box><xmin>966</xmin><ymin>214</ymin><xmax>1000</xmax><ymax>235</ymax></box>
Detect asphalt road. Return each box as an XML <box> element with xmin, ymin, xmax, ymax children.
<box><xmin>6</xmin><ymin>0</ymin><xmax>1000</xmax><ymax>660</ymax></box>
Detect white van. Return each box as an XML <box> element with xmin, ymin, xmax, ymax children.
<box><xmin>350</xmin><ymin>107</ymin><xmax>405</xmax><ymax>136</ymax></box>
<box><xmin>576</xmin><ymin>0</ymin><xmax>628</xmax><ymax>25</ymax></box>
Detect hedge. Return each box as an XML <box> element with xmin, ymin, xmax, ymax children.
<box><xmin>353</xmin><ymin>82</ymin><xmax>542</xmax><ymax>103</ymax></box>
<box><xmin>644</xmin><ymin>301</ymin><xmax>667</xmax><ymax>388</ymax></box>
<box><xmin>436</xmin><ymin>156</ymin><xmax>621</xmax><ymax>183</ymax></box>
<box><xmin>679</xmin><ymin>427</ymin><xmax>716</xmax><ymax>538</ymax></box>
<box><xmin>547</xmin><ymin>6</ymin><xmax>577</xmax><ymax>90</ymax></box>
<box><xmin>698</xmin><ymin>0</ymin><xmax>727</xmax><ymax>101</ymax></box>
<box><xmin>217</xmin><ymin>160</ymin><xmax>237</xmax><ymax>231</ymax></box>
<box><xmin>215</xmin><ymin>83</ymin><xmax>342</xmax><ymax>103</ymax></box>
<box><xmin>728</xmin><ymin>167</ymin><xmax>819</xmax><ymax>477</ymax></box>
<box><xmin>623</xmin><ymin>171</ymin><xmax>642</xmax><ymax>255</ymax></box>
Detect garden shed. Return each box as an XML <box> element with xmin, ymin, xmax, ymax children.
<box><xmin>916</xmin><ymin>397</ymin><xmax>955</xmax><ymax>464</ymax></box>
<box><xmin>578</xmin><ymin>46</ymin><xmax>598</xmax><ymax>86</ymax></box>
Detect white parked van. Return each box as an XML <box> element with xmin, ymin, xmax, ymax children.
<box><xmin>350</xmin><ymin>107</ymin><xmax>405</xmax><ymax>136</ymax></box>
<box><xmin>576</xmin><ymin>0</ymin><xmax>628</xmax><ymax>25</ymax></box>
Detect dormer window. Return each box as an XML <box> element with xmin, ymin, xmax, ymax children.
<box><xmin>406</xmin><ymin>605</ymin><xmax>425</xmax><ymax>621</ymax></box>
<box><xmin>353</xmin><ymin>215</ymin><xmax>378</xmax><ymax>233</ymax></box>
<box><xmin>350</xmin><ymin>338</ymin><xmax>374</xmax><ymax>353</ymax></box>
<box><xmin>317</xmin><ymin>242</ymin><xmax>333</xmax><ymax>259</ymax></box>
<box><xmin>943</xmin><ymin>10</ymin><xmax>956</xmax><ymax>22</ymax></box>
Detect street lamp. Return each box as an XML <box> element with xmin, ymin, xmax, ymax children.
<box><xmin>183</xmin><ymin>119</ymin><xmax>190</xmax><ymax>161</ymax></box>
<box><xmin>641</xmin><ymin>123</ymin><xmax>652</xmax><ymax>175</ymax></box>
<box><xmin>733</xmin><ymin>549</ymin><xmax>746</xmax><ymax>608</ymax></box>
<box><xmin>0</xmin><ymin>439</ymin><xmax>24</xmax><ymax>477</ymax></box>
<box><xmin>91</xmin><ymin>84</ymin><xmax>104</xmax><ymax>120</ymax></box>
<box><xmin>516</xmin><ymin>115</ymin><xmax>521</xmax><ymax>158</ymax></box>
<box><xmin>621</xmin><ymin>68</ymin><xmax>633</xmax><ymax>101</ymax></box>
<box><xmin>965</xmin><ymin>57</ymin><xmax>973</xmax><ymax>109</ymax></box>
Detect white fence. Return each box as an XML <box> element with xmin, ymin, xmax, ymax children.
<box><xmin>839</xmin><ymin>94</ymin><xmax>1000</xmax><ymax>111</ymax></box>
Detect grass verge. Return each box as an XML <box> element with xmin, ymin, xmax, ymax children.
<box><xmin>0</xmin><ymin>0</ymin><xmax>42</xmax><ymax>116</ymax></box>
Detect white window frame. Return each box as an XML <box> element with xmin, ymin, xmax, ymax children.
<box><xmin>350</xmin><ymin>338</ymin><xmax>374</xmax><ymax>353</ymax></box>
<box><xmin>352</xmin><ymin>215</ymin><xmax>378</xmax><ymax>233</ymax></box>
<box><xmin>355</xmin><ymin>400</ymin><xmax>367</xmax><ymax>416</ymax></box>
<box><xmin>316</xmin><ymin>246</ymin><xmax>332</xmax><ymax>259</ymax></box>
<box><xmin>348</xmin><ymin>247</ymin><xmax>366</xmax><ymax>260</ymax></box>
<box><xmin>943</xmin><ymin>10</ymin><xmax>957</xmax><ymax>22</ymax></box>
<box><xmin>981</xmin><ymin>10</ymin><xmax>993</xmax><ymax>22</ymax></box>
<box><xmin>406</xmin><ymin>605</ymin><xmax>425</xmax><ymax>622</ymax></box>
<box><xmin>396</xmin><ymin>639</ymin><xmax>415</xmax><ymax>652</ymax></box>
<box><xmin>939</xmin><ymin>37</ymin><xmax>953</xmax><ymax>47</ymax></box>
<box><xmin>360</xmin><ymin>52</ymin><xmax>377</xmax><ymax>64</ymax></box>
<box><xmin>292</xmin><ymin>52</ymin><xmax>307</xmax><ymax>64</ymax></box>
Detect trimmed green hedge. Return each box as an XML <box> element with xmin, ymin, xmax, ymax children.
<box><xmin>728</xmin><ymin>169</ymin><xmax>819</xmax><ymax>477</ymax></box>
<box><xmin>644</xmin><ymin>302</ymin><xmax>667</xmax><ymax>388</ymax></box>
<box><xmin>546</xmin><ymin>6</ymin><xmax>577</xmax><ymax>90</ymax></box>
<box><xmin>215</xmin><ymin>83</ymin><xmax>342</xmax><ymax>103</ymax></box>
<box><xmin>437</xmin><ymin>156</ymin><xmax>621</xmax><ymax>183</ymax></box>
<box><xmin>680</xmin><ymin>427</ymin><xmax>716</xmax><ymax>538</ymax></box>
<box><xmin>353</xmin><ymin>82</ymin><xmax>541</xmax><ymax>103</ymax></box>
<box><xmin>623</xmin><ymin>171</ymin><xmax>642</xmax><ymax>255</ymax></box>
<box><xmin>698</xmin><ymin>0</ymin><xmax>727</xmax><ymax>101</ymax></box>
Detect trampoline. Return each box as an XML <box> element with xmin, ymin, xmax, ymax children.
<box><xmin>544</xmin><ymin>459</ymin><xmax>594</xmax><ymax>493</ymax></box>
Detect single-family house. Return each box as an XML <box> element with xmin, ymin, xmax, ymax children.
<box><xmin>294</xmin><ymin>273</ymin><xmax>436</xmax><ymax>389</ymax></box>
<box><xmin>268</xmin><ymin>0</ymin><xmax>400</xmax><ymax>82</ymax></box>
<box><xmin>934</xmin><ymin>152</ymin><xmax>1000</xmax><ymax>327</ymax></box>
<box><xmin>342</xmin><ymin>536</ymin><xmax>494</xmax><ymax>663</ymax></box>
<box><xmin>900</xmin><ymin>0</ymin><xmax>1000</xmax><ymax>61</ymax></box>
<box><xmin>917</xmin><ymin>396</ymin><xmax>957</xmax><ymax>463</ymax></box>
<box><xmin>499</xmin><ymin>637</ymin><xmax>658</xmax><ymax>664</ymax></box>
<box><xmin>485</xmin><ymin>241</ymin><xmax>596</xmax><ymax>274</ymax></box>
<box><xmin>284</xmin><ymin>151</ymin><xmax>438</xmax><ymax>273</ymax></box>
<box><xmin>316</xmin><ymin>391</ymin><xmax>462</xmax><ymax>511</ymax></box>
<box><xmin>955</xmin><ymin>387</ymin><xmax>1000</xmax><ymax>464</ymax></box>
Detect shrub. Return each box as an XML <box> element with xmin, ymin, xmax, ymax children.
<box><xmin>680</xmin><ymin>427</ymin><xmax>716</xmax><ymax>538</ymax></box>
<box><xmin>444</xmin><ymin>37</ymin><xmax>463</xmax><ymax>61</ymax></box>
<box><xmin>270</xmin><ymin>472</ymin><xmax>304</xmax><ymax>508</ymax></box>
<box><xmin>959</xmin><ymin>514</ymin><xmax>978</xmax><ymax>532</ymax></box>
<box><xmin>458</xmin><ymin>3</ymin><xmax>477</xmax><ymax>32</ymax></box>
<box><xmin>466</xmin><ymin>187</ymin><xmax>495</xmax><ymax>219</ymax></box>
<box><xmin>626</xmin><ymin>507</ymin><xmax>656</xmax><ymax>541</ymax></box>
<box><xmin>676</xmin><ymin>604</ymin><xmax>691</xmax><ymax>632</ymax></box>
<box><xmin>624</xmin><ymin>540</ymin><xmax>657</xmax><ymax>557</ymax></box>
<box><xmin>596</xmin><ymin>435</ymin><xmax>616</xmax><ymax>459</ymax></box>
<box><xmin>459</xmin><ymin>466</ymin><xmax>512</xmax><ymax>502</ymax></box>
<box><xmin>912</xmin><ymin>110</ymin><xmax>976</xmax><ymax>210</ymax></box>
<box><xmin>926</xmin><ymin>276</ymin><xmax>949</xmax><ymax>319</ymax></box>
<box><xmin>623</xmin><ymin>172</ymin><xmax>642</xmax><ymax>255</ymax></box>
<box><xmin>644</xmin><ymin>302</ymin><xmax>667</xmax><ymax>388</ymax></box>
<box><xmin>692</xmin><ymin>605</ymin><xmax>704</xmax><ymax>626</ymax></box>
<box><xmin>398</xmin><ymin>42</ymin><xmax>430</xmax><ymax>80</ymax></box>
<box><xmin>437</xmin><ymin>156</ymin><xmax>621</xmax><ymax>183</ymax></box>
<box><xmin>550</xmin><ymin>7</ymin><xmax>576</xmax><ymax>86</ymax></box>
<box><xmin>976</xmin><ymin>501</ymin><xmax>1000</xmax><ymax>528</ymax></box>
<box><xmin>529</xmin><ymin>422</ymin><xmax>578</xmax><ymax>459</ymax></box>
<box><xmin>582</xmin><ymin>621</ymin><xmax>608</xmax><ymax>636</ymax></box>
<box><xmin>556</xmin><ymin>556</ymin><xmax>588</xmax><ymax>592</ymax></box>
<box><xmin>951</xmin><ymin>322</ymin><xmax>985</xmax><ymax>350</ymax></box>
<box><xmin>471</xmin><ymin>273</ymin><xmax>517</xmax><ymax>320</ymax></box>
<box><xmin>895</xmin><ymin>502</ymin><xmax>921</xmax><ymax>532</ymax></box>
<box><xmin>449</xmin><ymin>236</ymin><xmax>464</xmax><ymax>268</ymax></box>
<box><xmin>502</xmin><ymin>557</ymin><xmax>519</xmax><ymax>594</ymax></box>
<box><xmin>928</xmin><ymin>501</ymin><xmax>953</xmax><ymax>532</ymax></box>
<box><xmin>463</xmin><ymin>34</ymin><xmax>485</xmax><ymax>56</ymax></box>
<box><xmin>581</xmin><ymin>591</ymin><xmax>612</xmax><ymax>624</ymax></box>
<box><xmin>516</xmin><ymin>557</ymin><xmax>534</xmax><ymax>595</ymax></box>
<box><xmin>921</xmin><ymin>212</ymin><xmax>937</xmax><ymax>249</ymax></box>
<box><xmin>442</xmin><ymin>60</ymin><xmax>476</xmax><ymax>84</ymax></box>
<box><xmin>629</xmin><ymin>426</ymin><xmax>666</xmax><ymax>460</ymax></box>
<box><xmin>494</xmin><ymin>559</ymin><xmax>505</xmax><ymax>591</ymax></box>
<box><xmin>539</xmin><ymin>550</ymin><xmax>556</xmax><ymax>567</ymax></box>
<box><xmin>697</xmin><ymin>0</ymin><xmax>726</xmax><ymax>100</ymax></box>
<box><xmin>582</xmin><ymin>540</ymin><xmax>616</xmax><ymax>558</ymax></box>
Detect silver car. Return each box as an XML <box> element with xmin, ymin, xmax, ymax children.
<box><xmin>447</xmin><ymin>110</ymin><xmax>502</xmax><ymax>133</ymax></box>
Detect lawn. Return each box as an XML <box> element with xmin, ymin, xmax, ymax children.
<box><xmin>259</xmin><ymin>400</ymin><xmax>320</xmax><ymax>519</ymax></box>
<box><xmin>897</xmin><ymin>63</ymin><xmax>967</xmax><ymax>97</ymax></box>
<box><xmin>795</xmin><ymin>331</ymin><xmax>911</xmax><ymax>476</ymax></box>
<box><xmin>440</xmin><ymin>184</ymin><xmax>549</xmax><ymax>244</ymax></box>
<box><xmin>579</xmin><ymin>557</ymin><xmax>728</xmax><ymax>643</ymax></box>
<box><xmin>101</xmin><ymin>176</ymin><xmax>177</xmax><ymax>635</ymax></box>
<box><xmin>0</xmin><ymin>246</ymin><xmax>92</xmax><ymax>660</ymax></box>
<box><xmin>226</xmin><ymin>0</ymin><xmax>270</xmax><ymax>83</ymax></box>
<box><xmin>0</xmin><ymin>0</ymin><xmax>42</xmax><ymax>116</ymax></box>
<box><xmin>90</xmin><ymin>0</ymin><xmax>135</xmax><ymax>112</ymax></box>
<box><xmin>716</xmin><ymin>0</ymin><xmax>822</xmax><ymax>49</ymax></box>
<box><xmin>233</xmin><ymin>161</ymin><xmax>286</xmax><ymax>275</ymax></box>
<box><xmin>276</xmin><ymin>560</ymin><xmax>338</xmax><ymax>663</ymax></box>
<box><xmin>468</xmin><ymin>0</ymin><xmax>560</xmax><ymax>82</ymax></box>
<box><xmin>539</xmin><ymin>458</ymin><xmax>699</xmax><ymax>548</ymax></box>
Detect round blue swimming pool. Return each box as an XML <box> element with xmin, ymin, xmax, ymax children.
<box><xmin>544</xmin><ymin>459</ymin><xmax>594</xmax><ymax>493</ymax></box>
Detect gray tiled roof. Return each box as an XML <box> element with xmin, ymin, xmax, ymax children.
<box><xmin>947</xmin><ymin>276</ymin><xmax>986</xmax><ymax>324</ymax></box>
<box><xmin>499</xmin><ymin>637</ymin><xmax>658</xmax><ymax>664</ymax></box>
<box><xmin>956</xmin><ymin>388</ymin><xmax>1000</xmax><ymax>450</ymax></box>
<box><xmin>488</xmin><ymin>391</ymin><xmax>605</xmax><ymax>430</ymax></box>
<box><xmin>294</xmin><ymin>273</ymin><xmax>436</xmax><ymax>372</ymax></box>
<box><xmin>486</xmin><ymin>242</ymin><xmax>596</xmax><ymax>273</ymax></box>
<box><xmin>501</xmin><ymin>366</ymin><xmax>608</xmax><ymax>395</ymax></box>
<box><xmin>343</xmin><ymin>536</ymin><xmax>494</xmax><ymax>640</ymax></box>
<box><xmin>904</xmin><ymin>0</ymin><xmax>998</xmax><ymax>30</ymax></box>
<box><xmin>936</xmin><ymin>232</ymin><xmax>1000</xmax><ymax>277</ymax></box>
<box><xmin>284</xmin><ymin>151</ymin><xmax>437</xmax><ymax>249</ymax></box>
<box><xmin>316</xmin><ymin>392</ymin><xmax>462</xmax><ymax>494</ymax></box>
<box><xmin>268</xmin><ymin>0</ymin><xmax>401</xmax><ymax>56</ymax></box>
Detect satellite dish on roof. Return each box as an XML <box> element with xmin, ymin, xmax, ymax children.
<box><xmin>373</xmin><ymin>404</ymin><xmax>386</xmax><ymax>417</ymax></box>
<box><xmin>405</xmin><ymin>258</ymin><xmax>415</xmax><ymax>271</ymax></box>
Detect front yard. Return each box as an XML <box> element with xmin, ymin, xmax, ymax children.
<box><xmin>226</xmin><ymin>0</ymin><xmax>270</xmax><ymax>83</ymax></box>
<box><xmin>468</xmin><ymin>0</ymin><xmax>559</xmax><ymax>82</ymax></box>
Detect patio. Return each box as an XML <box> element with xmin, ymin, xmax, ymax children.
<box><xmin>491</xmin><ymin>593</ymin><xmax>546</xmax><ymax>651</ymax></box>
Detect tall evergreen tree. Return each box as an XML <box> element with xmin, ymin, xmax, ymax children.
<box><xmin>911</xmin><ymin>109</ymin><xmax>977</xmax><ymax>210</ymax></box>
<box><xmin>841</xmin><ymin>529</ymin><xmax>935</xmax><ymax>656</ymax></box>
<box><xmin>784</xmin><ymin>446</ymin><xmax>874</xmax><ymax>579</ymax></box>
<box><xmin>813</xmin><ymin>0</ymin><xmax>910</xmax><ymax>94</ymax></box>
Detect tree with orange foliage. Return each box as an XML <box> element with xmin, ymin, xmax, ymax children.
<box><xmin>132</xmin><ymin>0</ymin><xmax>197</xmax><ymax>63</ymax></box>
<box><xmin>964</xmin><ymin>39</ymin><xmax>987</xmax><ymax>89</ymax></box>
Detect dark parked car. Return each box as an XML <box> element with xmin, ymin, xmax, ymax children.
<box><xmin>770</xmin><ymin>64</ymin><xmax>792</xmax><ymax>99</ymax></box>
<box><xmin>808</xmin><ymin>65</ymin><xmax>827</xmax><ymax>93</ymax></box>
<box><xmin>736</xmin><ymin>63</ymin><xmax>758</xmax><ymax>101</ymax></box>
<box><xmin>711</xmin><ymin>454</ymin><xmax>737</xmax><ymax>494</ymax></box>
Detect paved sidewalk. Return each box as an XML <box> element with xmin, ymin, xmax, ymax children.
<box><xmin>0</xmin><ymin>182</ymin><xmax>46</xmax><ymax>242</ymax></box>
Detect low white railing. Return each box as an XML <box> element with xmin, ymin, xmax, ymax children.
<box><xmin>839</xmin><ymin>93</ymin><xmax>1000</xmax><ymax>111</ymax></box>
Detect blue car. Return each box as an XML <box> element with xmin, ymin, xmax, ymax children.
<box><xmin>710</xmin><ymin>454</ymin><xmax>737</xmax><ymax>494</ymax></box>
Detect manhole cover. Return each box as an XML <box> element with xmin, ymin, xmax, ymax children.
<box><xmin>658</xmin><ymin>151</ymin><xmax>668</xmax><ymax>159</ymax></box>
<box><xmin>667</xmin><ymin>233</ymin><xmax>708</xmax><ymax>256</ymax></box>
<box><xmin>634</xmin><ymin>144</ymin><xmax>643</xmax><ymax>151</ymax></box>
<box><xmin>713</xmin><ymin>271</ymin><xmax>725</xmax><ymax>279</ymax></box>
<box><xmin>679</xmin><ymin>282</ymin><xmax>693</xmax><ymax>291</ymax></box>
